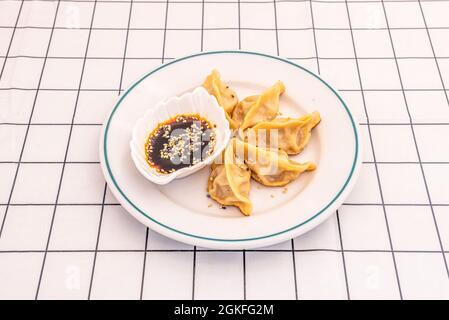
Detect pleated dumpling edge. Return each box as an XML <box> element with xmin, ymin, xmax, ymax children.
<box><xmin>232</xmin><ymin>80</ymin><xmax>285</xmax><ymax>130</ymax></box>
<box><xmin>243</xmin><ymin>111</ymin><xmax>321</xmax><ymax>154</ymax></box>
<box><xmin>234</xmin><ymin>139</ymin><xmax>316</xmax><ymax>187</ymax></box>
<box><xmin>207</xmin><ymin>139</ymin><xmax>253</xmax><ymax>216</ymax></box>
<box><xmin>202</xmin><ymin>69</ymin><xmax>239</xmax><ymax>129</ymax></box>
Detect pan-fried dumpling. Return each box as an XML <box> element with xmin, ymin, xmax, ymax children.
<box><xmin>235</xmin><ymin>139</ymin><xmax>316</xmax><ymax>187</ymax></box>
<box><xmin>244</xmin><ymin>111</ymin><xmax>321</xmax><ymax>155</ymax></box>
<box><xmin>224</xmin><ymin>111</ymin><xmax>240</xmax><ymax>130</ymax></box>
<box><xmin>231</xmin><ymin>95</ymin><xmax>257</xmax><ymax>128</ymax></box>
<box><xmin>232</xmin><ymin>81</ymin><xmax>285</xmax><ymax>130</ymax></box>
<box><xmin>208</xmin><ymin>139</ymin><xmax>252</xmax><ymax>215</ymax></box>
<box><xmin>202</xmin><ymin>70</ymin><xmax>239</xmax><ymax>129</ymax></box>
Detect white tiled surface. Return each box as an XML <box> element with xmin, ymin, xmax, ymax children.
<box><xmin>0</xmin><ymin>0</ymin><xmax>448</xmax><ymax>300</ymax></box>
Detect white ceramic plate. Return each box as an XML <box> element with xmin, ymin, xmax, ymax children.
<box><xmin>99</xmin><ymin>51</ymin><xmax>362</xmax><ymax>249</ymax></box>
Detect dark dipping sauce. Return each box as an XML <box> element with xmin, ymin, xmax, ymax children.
<box><xmin>145</xmin><ymin>114</ymin><xmax>216</xmax><ymax>174</ymax></box>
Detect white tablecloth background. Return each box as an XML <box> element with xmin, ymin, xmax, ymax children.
<box><xmin>1</xmin><ymin>0</ymin><xmax>449</xmax><ymax>300</ymax></box>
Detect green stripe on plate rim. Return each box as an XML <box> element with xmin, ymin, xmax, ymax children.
<box><xmin>103</xmin><ymin>50</ymin><xmax>359</xmax><ymax>242</ymax></box>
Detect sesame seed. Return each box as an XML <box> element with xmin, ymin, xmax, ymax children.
<box><xmin>145</xmin><ymin>113</ymin><xmax>217</xmax><ymax>174</ymax></box>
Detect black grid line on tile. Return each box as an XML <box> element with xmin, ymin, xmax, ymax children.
<box><xmin>0</xmin><ymin>2</ymin><xmax>60</xmax><ymax>241</ymax></box>
<box><xmin>200</xmin><ymin>0</ymin><xmax>205</xmax><ymax>51</ymax></box>
<box><xmin>2</xmin><ymin>202</ymin><xmax>449</xmax><ymax>207</ymax></box>
<box><xmin>0</xmin><ymin>120</ymin><xmax>447</xmax><ymax>128</ymax></box>
<box><xmin>2</xmin><ymin>249</ymin><xmax>449</xmax><ymax>254</ymax></box>
<box><xmin>380</xmin><ymin>0</ymin><xmax>449</xmax><ymax>279</ymax></box>
<box><xmin>309</xmin><ymin>0</ymin><xmax>320</xmax><ymax>74</ymax></box>
<box><xmin>273</xmin><ymin>0</ymin><xmax>280</xmax><ymax>56</ymax></box>
<box><xmin>359</xmin><ymin>122</ymin><xmax>449</xmax><ymax>125</ymax></box>
<box><xmin>124</xmin><ymin>0</ymin><xmax>148</xmax><ymax>300</ymax></box>
<box><xmin>0</xmin><ymin>161</ymin><xmax>101</xmax><ymax>164</ymax></box>
<box><xmin>0</xmin><ymin>0</ymin><xmax>24</xmax><ymax>80</ymax></box>
<box><xmin>0</xmin><ymin>122</ymin><xmax>104</xmax><ymax>126</ymax></box>
<box><xmin>0</xmin><ymin>0</ymin><xmax>447</xmax><ymax>4</ymax></box>
<box><xmin>87</xmin><ymin>0</ymin><xmax>133</xmax><ymax>299</ymax></box>
<box><xmin>343</xmin><ymin>0</ymin><xmax>404</xmax><ymax>299</ymax></box>
<box><xmin>309</xmin><ymin>0</ymin><xmax>352</xmax><ymax>299</ymax></box>
<box><xmin>3</xmin><ymin>25</ymin><xmax>449</xmax><ymax>32</ymax></box>
<box><xmin>336</xmin><ymin>210</ymin><xmax>350</xmax><ymax>300</ymax></box>
<box><xmin>273</xmin><ymin>0</ymin><xmax>300</xmax><ymax>300</ymax></box>
<box><xmin>4</xmin><ymin>55</ymin><xmax>449</xmax><ymax>60</ymax></box>
<box><xmin>1</xmin><ymin>203</ymin><xmax>122</xmax><ymax>206</ymax></box>
<box><xmin>242</xmin><ymin>249</ymin><xmax>247</xmax><ymax>300</ymax></box>
<box><xmin>0</xmin><ymin>87</ymin><xmax>127</xmax><ymax>91</ymax></box>
<box><xmin>118</xmin><ymin>0</ymin><xmax>133</xmax><ymax>94</ymax></box>
<box><xmin>161</xmin><ymin>0</ymin><xmax>169</xmax><ymax>65</ymax></box>
<box><xmin>87</xmin><ymin>183</ymin><xmax>107</xmax><ymax>300</ymax></box>
<box><xmin>1</xmin><ymin>87</ymin><xmax>448</xmax><ymax>92</ymax></box>
<box><xmin>237</xmin><ymin>0</ymin><xmax>241</xmax><ymax>50</ymax></box>
<box><xmin>34</xmin><ymin>0</ymin><xmax>97</xmax><ymax>299</ymax></box>
<box><xmin>417</xmin><ymin>0</ymin><xmax>449</xmax><ymax>107</ymax></box>
<box><xmin>363</xmin><ymin>161</ymin><xmax>449</xmax><ymax>164</ymax></box>
<box><xmin>140</xmin><ymin>227</ymin><xmax>149</xmax><ymax>300</ymax></box>
<box><xmin>290</xmin><ymin>239</ymin><xmax>299</xmax><ymax>300</ymax></box>
<box><xmin>192</xmin><ymin>245</ymin><xmax>197</xmax><ymax>300</ymax></box>
<box><xmin>237</xmin><ymin>0</ymin><xmax>246</xmax><ymax>300</ymax></box>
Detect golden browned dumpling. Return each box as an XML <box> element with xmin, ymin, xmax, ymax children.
<box><xmin>202</xmin><ymin>70</ymin><xmax>239</xmax><ymax>129</ymax></box>
<box><xmin>232</xmin><ymin>81</ymin><xmax>285</xmax><ymax>130</ymax></box>
<box><xmin>234</xmin><ymin>139</ymin><xmax>316</xmax><ymax>187</ymax></box>
<box><xmin>244</xmin><ymin>111</ymin><xmax>321</xmax><ymax>155</ymax></box>
<box><xmin>224</xmin><ymin>111</ymin><xmax>240</xmax><ymax>130</ymax></box>
<box><xmin>231</xmin><ymin>95</ymin><xmax>257</xmax><ymax>128</ymax></box>
<box><xmin>208</xmin><ymin>139</ymin><xmax>252</xmax><ymax>215</ymax></box>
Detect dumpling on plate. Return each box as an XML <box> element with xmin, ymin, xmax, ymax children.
<box><xmin>235</xmin><ymin>139</ymin><xmax>316</xmax><ymax>187</ymax></box>
<box><xmin>202</xmin><ymin>70</ymin><xmax>239</xmax><ymax>129</ymax></box>
<box><xmin>243</xmin><ymin>111</ymin><xmax>321</xmax><ymax>155</ymax></box>
<box><xmin>208</xmin><ymin>139</ymin><xmax>252</xmax><ymax>215</ymax></box>
<box><xmin>232</xmin><ymin>81</ymin><xmax>285</xmax><ymax>130</ymax></box>
<box><xmin>231</xmin><ymin>95</ymin><xmax>257</xmax><ymax>128</ymax></box>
